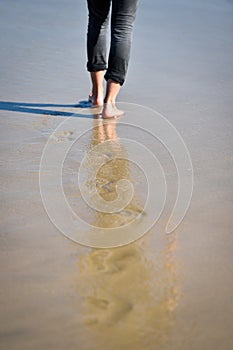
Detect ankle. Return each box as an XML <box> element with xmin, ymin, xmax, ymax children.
<box><xmin>104</xmin><ymin>98</ymin><xmax>116</xmax><ymax>104</ymax></box>
<box><xmin>95</xmin><ymin>96</ymin><xmax>104</xmax><ymax>106</ymax></box>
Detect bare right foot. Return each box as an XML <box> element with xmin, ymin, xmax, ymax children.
<box><xmin>102</xmin><ymin>102</ymin><xmax>124</xmax><ymax>119</ymax></box>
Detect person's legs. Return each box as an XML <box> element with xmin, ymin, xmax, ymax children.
<box><xmin>87</xmin><ymin>0</ymin><xmax>111</xmax><ymax>105</ymax></box>
<box><xmin>103</xmin><ymin>0</ymin><xmax>139</xmax><ymax>117</ymax></box>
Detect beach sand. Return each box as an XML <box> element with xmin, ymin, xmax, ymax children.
<box><xmin>0</xmin><ymin>0</ymin><xmax>233</xmax><ymax>349</ymax></box>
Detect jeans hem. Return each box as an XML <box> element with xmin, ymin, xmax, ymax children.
<box><xmin>104</xmin><ymin>72</ymin><xmax>124</xmax><ymax>86</ymax></box>
<box><xmin>87</xmin><ymin>64</ymin><xmax>107</xmax><ymax>72</ymax></box>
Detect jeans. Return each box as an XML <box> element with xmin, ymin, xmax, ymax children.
<box><xmin>87</xmin><ymin>0</ymin><xmax>139</xmax><ymax>86</ymax></box>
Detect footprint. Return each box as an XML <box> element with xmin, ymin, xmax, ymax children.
<box><xmin>87</xmin><ymin>296</ymin><xmax>109</xmax><ymax>310</ymax></box>
<box><xmin>85</xmin><ymin>295</ymin><xmax>133</xmax><ymax>326</ymax></box>
<box><xmin>50</xmin><ymin>130</ymin><xmax>74</xmax><ymax>143</ymax></box>
<box><xmin>106</xmin><ymin>297</ymin><xmax>133</xmax><ymax>325</ymax></box>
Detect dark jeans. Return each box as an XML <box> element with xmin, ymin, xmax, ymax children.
<box><xmin>87</xmin><ymin>0</ymin><xmax>139</xmax><ymax>86</ymax></box>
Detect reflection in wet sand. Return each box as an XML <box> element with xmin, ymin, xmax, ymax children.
<box><xmin>77</xmin><ymin>238</ymin><xmax>178</xmax><ymax>350</ymax></box>
<box><xmin>90</xmin><ymin>118</ymin><xmax>146</xmax><ymax>229</ymax></box>
<box><xmin>76</xmin><ymin>119</ymin><xmax>179</xmax><ymax>350</ymax></box>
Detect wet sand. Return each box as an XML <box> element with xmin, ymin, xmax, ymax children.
<box><xmin>0</xmin><ymin>1</ymin><xmax>233</xmax><ymax>350</ymax></box>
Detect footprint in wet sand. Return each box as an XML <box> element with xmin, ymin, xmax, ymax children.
<box><xmin>85</xmin><ymin>295</ymin><xmax>133</xmax><ymax>326</ymax></box>
<box><xmin>50</xmin><ymin>130</ymin><xmax>74</xmax><ymax>143</ymax></box>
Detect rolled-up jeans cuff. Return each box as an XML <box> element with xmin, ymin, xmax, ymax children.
<box><xmin>87</xmin><ymin>64</ymin><xmax>107</xmax><ymax>72</ymax></box>
<box><xmin>104</xmin><ymin>71</ymin><xmax>124</xmax><ymax>86</ymax></box>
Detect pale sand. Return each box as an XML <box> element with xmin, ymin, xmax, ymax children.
<box><xmin>0</xmin><ymin>0</ymin><xmax>233</xmax><ymax>350</ymax></box>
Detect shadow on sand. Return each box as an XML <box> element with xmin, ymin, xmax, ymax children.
<box><xmin>0</xmin><ymin>100</ymin><xmax>97</xmax><ymax>118</ymax></box>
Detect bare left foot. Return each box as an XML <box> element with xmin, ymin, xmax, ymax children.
<box><xmin>88</xmin><ymin>93</ymin><xmax>103</xmax><ymax>107</ymax></box>
<box><xmin>89</xmin><ymin>71</ymin><xmax>105</xmax><ymax>106</ymax></box>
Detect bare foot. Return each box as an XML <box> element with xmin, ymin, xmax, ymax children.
<box><xmin>88</xmin><ymin>93</ymin><xmax>103</xmax><ymax>107</ymax></box>
<box><xmin>102</xmin><ymin>102</ymin><xmax>124</xmax><ymax>119</ymax></box>
<box><xmin>89</xmin><ymin>71</ymin><xmax>104</xmax><ymax>106</ymax></box>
